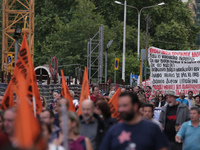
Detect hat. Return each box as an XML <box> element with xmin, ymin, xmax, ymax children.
<box><xmin>164</xmin><ymin>89</ymin><xmax>177</xmax><ymax>97</ymax></box>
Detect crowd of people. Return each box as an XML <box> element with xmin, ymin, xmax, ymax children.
<box><xmin>0</xmin><ymin>85</ymin><xmax>200</xmax><ymax>150</ymax></box>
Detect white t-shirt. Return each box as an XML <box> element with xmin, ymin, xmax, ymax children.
<box><xmin>48</xmin><ymin>143</ymin><xmax>65</xmax><ymax>150</ymax></box>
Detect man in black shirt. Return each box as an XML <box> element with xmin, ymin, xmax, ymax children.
<box><xmin>159</xmin><ymin>90</ymin><xmax>190</xmax><ymax>150</ymax></box>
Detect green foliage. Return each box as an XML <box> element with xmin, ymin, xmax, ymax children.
<box><xmin>0</xmin><ymin>0</ymin><xmax>199</xmax><ymax>84</ymax></box>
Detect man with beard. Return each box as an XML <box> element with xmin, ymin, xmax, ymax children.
<box><xmin>176</xmin><ymin>91</ymin><xmax>189</xmax><ymax>106</ymax></box>
<box><xmin>40</xmin><ymin>109</ymin><xmax>61</xmax><ymax>143</ymax></box>
<box><xmin>80</xmin><ymin>99</ymin><xmax>105</xmax><ymax>150</ymax></box>
<box><xmin>99</xmin><ymin>92</ymin><xmax>168</xmax><ymax>150</ymax></box>
<box><xmin>159</xmin><ymin>90</ymin><xmax>190</xmax><ymax>150</ymax></box>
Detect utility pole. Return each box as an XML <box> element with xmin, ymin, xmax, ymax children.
<box><xmin>145</xmin><ymin>15</ymin><xmax>151</xmax><ymax>90</ymax></box>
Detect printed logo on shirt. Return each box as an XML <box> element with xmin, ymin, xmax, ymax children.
<box><xmin>167</xmin><ymin>115</ymin><xmax>176</xmax><ymax>120</ymax></box>
<box><xmin>118</xmin><ymin>130</ymin><xmax>131</xmax><ymax>144</ymax></box>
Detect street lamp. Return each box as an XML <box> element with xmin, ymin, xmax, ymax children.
<box><xmin>115</xmin><ymin>0</ymin><xmax>127</xmax><ymax>82</ymax></box>
<box><xmin>115</xmin><ymin>1</ymin><xmax>165</xmax><ymax>80</ymax></box>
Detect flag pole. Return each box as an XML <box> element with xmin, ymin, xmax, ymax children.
<box><xmin>61</xmin><ymin>101</ymin><xmax>69</xmax><ymax>150</ymax></box>
<box><xmin>33</xmin><ymin>96</ymin><xmax>36</xmax><ymax>117</ymax></box>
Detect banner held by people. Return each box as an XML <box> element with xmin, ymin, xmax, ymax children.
<box><xmin>149</xmin><ymin>47</ymin><xmax>200</xmax><ymax>95</ymax></box>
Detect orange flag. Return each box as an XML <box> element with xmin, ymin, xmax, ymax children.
<box><xmin>12</xmin><ymin>33</ymin><xmax>42</xmax><ymax>114</ymax></box>
<box><xmin>108</xmin><ymin>88</ymin><xmax>121</xmax><ymax>120</ymax></box>
<box><xmin>13</xmin><ymin>74</ymin><xmax>41</xmax><ymax>149</ymax></box>
<box><xmin>78</xmin><ymin>67</ymin><xmax>90</xmax><ymax>116</ymax></box>
<box><xmin>61</xmin><ymin>70</ymin><xmax>76</xmax><ymax>112</ymax></box>
<box><xmin>0</xmin><ymin>81</ymin><xmax>14</xmax><ymax>110</ymax></box>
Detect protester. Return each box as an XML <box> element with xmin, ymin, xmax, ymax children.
<box><xmin>138</xmin><ymin>94</ymin><xmax>146</xmax><ymax>104</ymax></box>
<box><xmin>41</xmin><ymin>123</ymin><xmax>65</xmax><ymax>150</ymax></box>
<box><xmin>80</xmin><ymin>99</ymin><xmax>105</xmax><ymax>150</ymax></box>
<box><xmin>151</xmin><ymin>90</ymin><xmax>161</xmax><ymax>103</ymax></box>
<box><xmin>108</xmin><ymin>91</ymin><xmax>115</xmax><ymax>98</ymax></box>
<box><xmin>3</xmin><ymin>108</ymin><xmax>15</xmax><ymax>143</ymax></box>
<box><xmin>143</xmin><ymin>103</ymin><xmax>162</xmax><ymax>130</ymax></box>
<box><xmin>53</xmin><ymin>100</ymin><xmax>60</xmax><ymax>127</ymax></box>
<box><xmin>133</xmin><ymin>86</ymin><xmax>140</xmax><ymax>94</ymax></box>
<box><xmin>53</xmin><ymin>98</ymin><xmax>69</xmax><ymax>127</ymax></box>
<box><xmin>69</xmin><ymin>90</ymin><xmax>79</xmax><ymax>110</ymax></box>
<box><xmin>176</xmin><ymin>106</ymin><xmax>200</xmax><ymax>150</ymax></box>
<box><xmin>40</xmin><ymin>109</ymin><xmax>61</xmax><ymax>143</ymax></box>
<box><xmin>99</xmin><ymin>92</ymin><xmax>168</xmax><ymax>150</ymax></box>
<box><xmin>155</xmin><ymin>93</ymin><xmax>165</xmax><ymax>107</ymax></box>
<box><xmin>54</xmin><ymin>112</ymin><xmax>93</xmax><ymax>150</ymax></box>
<box><xmin>41</xmin><ymin>95</ymin><xmax>47</xmax><ymax>110</ymax></box>
<box><xmin>159</xmin><ymin>89</ymin><xmax>190</xmax><ymax>150</ymax></box>
<box><xmin>176</xmin><ymin>91</ymin><xmax>189</xmax><ymax>106</ymax></box>
<box><xmin>89</xmin><ymin>88</ymin><xmax>93</xmax><ymax>95</ymax></box>
<box><xmin>145</xmin><ymin>86</ymin><xmax>152</xmax><ymax>101</ymax></box>
<box><xmin>94</xmin><ymin>100</ymin><xmax>117</xmax><ymax>131</ymax></box>
<box><xmin>0</xmin><ymin>92</ymin><xmax>4</xmax><ymax>107</ymax></box>
<box><xmin>50</xmin><ymin>90</ymin><xmax>61</xmax><ymax>110</ymax></box>
<box><xmin>185</xmin><ymin>91</ymin><xmax>195</xmax><ymax>108</ymax></box>
<box><xmin>90</xmin><ymin>86</ymin><xmax>102</xmax><ymax>102</ymax></box>
<box><xmin>0</xmin><ymin>113</ymin><xmax>3</xmax><ymax>132</ymax></box>
<box><xmin>121</xmin><ymin>88</ymin><xmax>126</xmax><ymax>93</ymax></box>
<box><xmin>57</xmin><ymin>98</ymin><xmax>70</xmax><ymax>113</ymax></box>
<box><xmin>99</xmin><ymin>90</ymin><xmax>102</xmax><ymax>96</ymax></box>
<box><xmin>194</xmin><ymin>95</ymin><xmax>200</xmax><ymax>107</ymax></box>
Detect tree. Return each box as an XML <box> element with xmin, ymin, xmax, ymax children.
<box><xmin>36</xmin><ymin>0</ymin><xmax>105</xmax><ymax>76</ymax></box>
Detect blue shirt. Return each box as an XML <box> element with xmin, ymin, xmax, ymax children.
<box><xmin>177</xmin><ymin>121</ymin><xmax>200</xmax><ymax>150</ymax></box>
<box><xmin>99</xmin><ymin>119</ymin><xmax>168</xmax><ymax>150</ymax></box>
<box><xmin>176</xmin><ymin>98</ymin><xmax>189</xmax><ymax>106</ymax></box>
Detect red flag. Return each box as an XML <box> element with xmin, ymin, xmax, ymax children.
<box><xmin>108</xmin><ymin>88</ymin><xmax>121</xmax><ymax>120</ymax></box>
<box><xmin>78</xmin><ymin>67</ymin><xmax>90</xmax><ymax>116</ymax></box>
<box><xmin>61</xmin><ymin>70</ymin><xmax>76</xmax><ymax>112</ymax></box>
<box><xmin>0</xmin><ymin>82</ymin><xmax>14</xmax><ymax>110</ymax></box>
<box><xmin>13</xmin><ymin>73</ymin><xmax>41</xmax><ymax>149</ymax></box>
<box><xmin>12</xmin><ymin>33</ymin><xmax>42</xmax><ymax>114</ymax></box>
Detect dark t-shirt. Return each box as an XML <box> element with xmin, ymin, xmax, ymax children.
<box><xmin>99</xmin><ymin>119</ymin><xmax>168</xmax><ymax>150</ymax></box>
<box><xmin>164</xmin><ymin>104</ymin><xmax>178</xmax><ymax>142</ymax></box>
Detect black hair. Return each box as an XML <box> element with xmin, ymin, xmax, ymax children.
<box><xmin>194</xmin><ymin>95</ymin><xmax>200</xmax><ymax>99</ymax></box>
<box><xmin>188</xmin><ymin>91</ymin><xmax>193</xmax><ymax>94</ymax></box>
<box><xmin>92</xmin><ymin>86</ymin><xmax>99</xmax><ymax>91</ymax></box>
<box><xmin>119</xmin><ymin>92</ymin><xmax>140</xmax><ymax>105</ymax></box>
<box><xmin>42</xmin><ymin>109</ymin><xmax>54</xmax><ymax>118</ymax></box>
<box><xmin>53</xmin><ymin>90</ymin><xmax>61</xmax><ymax>94</ymax></box>
<box><xmin>143</xmin><ymin>103</ymin><xmax>154</xmax><ymax>112</ymax></box>
<box><xmin>190</xmin><ymin>106</ymin><xmax>200</xmax><ymax>114</ymax></box>
<box><xmin>146</xmin><ymin>86</ymin><xmax>152</xmax><ymax>89</ymax></box>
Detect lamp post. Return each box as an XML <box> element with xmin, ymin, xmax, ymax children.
<box><xmin>114</xmin><ymin>1</ymin><xmax>165</xmax><ymax>59</ymax></box>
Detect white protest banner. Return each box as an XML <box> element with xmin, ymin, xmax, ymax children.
<box><xmin>149</xmin><ymin>47</ymin><xmax>200</xmax><ymax>96</ymax></box>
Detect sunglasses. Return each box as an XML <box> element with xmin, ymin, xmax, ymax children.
<box><xmin>53</xmin><ymin>90</ymin><xmax>61</xmax><ymax>94</ymax></box>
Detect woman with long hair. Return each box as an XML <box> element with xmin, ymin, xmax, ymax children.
<box><xmin>155</xmin><ymin>93</ymin><xmax>165</xmax><ymax>107</ymax></box>
<box><xmin>40</xmin><ymin>96</ymin><xmax>47</xmax><ymax>110</ymax></box>
<box><xmin>94</xmin><ymin>100</ymin><xmax>117</xmax><ymax>131</ymax></box>
<box><xmin>54</xmin><ymin>112</ymin><xmax>93</xmax><ymax>150</ymax></box>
